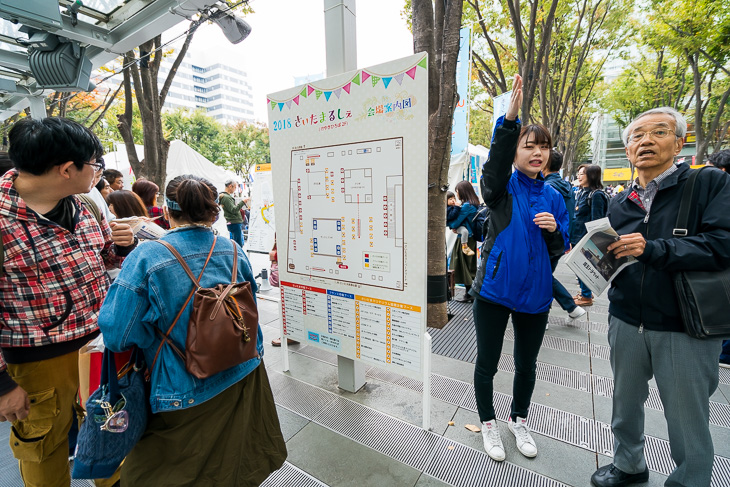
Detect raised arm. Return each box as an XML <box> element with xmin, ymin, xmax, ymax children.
<box><xmin>481</xmin><ymin>75</ymin><xmax>523</xmax><ymax>207</ymax></box>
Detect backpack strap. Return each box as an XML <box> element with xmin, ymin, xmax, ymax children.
<box><xmin>76</xmin><ymin>193</ymin><xmax>103</xmax><ymax>225</ymax></box>
<box><xmin>150</xmin><ymin>237</ymin><xmax>217</xmax><ymax>372</ymax></box>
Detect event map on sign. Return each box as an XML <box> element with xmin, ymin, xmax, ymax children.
<box><xmin>287</xmin><ymin>138</ymin><xmax>404</xmax><ymax>290</ymax></box>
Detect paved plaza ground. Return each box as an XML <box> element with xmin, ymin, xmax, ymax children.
<box><xmin>1</xmin><ymin>249</ymin><xmax>729</xmax><ymax>487</ymax></box>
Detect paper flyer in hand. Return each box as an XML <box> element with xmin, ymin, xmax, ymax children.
<box><xmin>564</xmin><ymin>218</ymin><xmax>637</xmax><ymax>296</ymax></box>
<box><xmin>114</xmin><ymin>217</ymin><xmax>167</xmax><ymax>240</ymax></box>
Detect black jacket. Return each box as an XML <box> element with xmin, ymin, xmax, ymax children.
<box><xmin>607</xmin><ymin>164</ymin><xmax>730</xmax><ymax>332</ymax></box>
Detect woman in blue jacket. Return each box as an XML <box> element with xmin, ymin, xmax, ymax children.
<box><xmin>471</xmin><ymin>76</ymin><xmax>569</xmax><ymax>462</ymax></box>
<box><xmin>447</xmin><ymin>180</ymin><xmax>480</xmax><ymax>256</ymax></box>
<box><xmin>98</xmin><ymin>175</ymin><xmax>286</xmax><ymax>486</ymax></box>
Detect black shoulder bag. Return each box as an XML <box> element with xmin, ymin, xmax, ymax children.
<box><xmin>673</xmin><ymin>166</ymin><xmax>730</xmax><ymax>339</ymax></box>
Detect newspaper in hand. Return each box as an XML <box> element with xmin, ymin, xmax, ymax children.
<box><xmin>113</xmin><ymin>217</ymin><xmax>167</xmax><ymax>240</ymax></box>
<box><xmin>564</xmin><ymin>218</ymin><xmax>637</xmax><ymax>296</ymax></box>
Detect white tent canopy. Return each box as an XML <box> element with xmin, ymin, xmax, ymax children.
<box><xmin>104</xmin><ymin>140</ymin><xmax>243</xmax><ymax>192</ymax></box>
<box><xmin>102</xmin><ymin>140</ymin><xmax>244</xmax><ymax>237</ymax></box>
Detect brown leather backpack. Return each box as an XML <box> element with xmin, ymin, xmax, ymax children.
<box><xmin>151</xmin><ymin>237</ymin><xmax>259</xmax><ymax>379</ymax></box>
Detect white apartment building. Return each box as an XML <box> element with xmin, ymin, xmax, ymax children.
<box><xmin>159</xmin><ymin>52</ymin><xmax>255</xmax><ymax>124</ymax></box>
<box><xmin>104</xmin><ymin>51</ymin><xmax>255</xmax><ymax>124</ymax></box>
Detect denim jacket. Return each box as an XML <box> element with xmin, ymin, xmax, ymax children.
<box><xmin>98</xmin><ymin>227</ymin><xmax>263</xmax><ymax>413</ymax></box>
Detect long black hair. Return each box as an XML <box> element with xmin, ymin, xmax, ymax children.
<box><xmin>578</xmin><ymin>163</ymin><xmax>603</xmax><ymax>190</ymax></box>
<box><xmin>454</xmin><ymin>180</ymin><xmax>480</xmax><ymax>206</ymax></box>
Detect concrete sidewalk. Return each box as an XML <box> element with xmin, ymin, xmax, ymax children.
<box><xmin>1</xmin><ymin>249</ymin><xmax>728</xmax><ymax>487</ymax></box>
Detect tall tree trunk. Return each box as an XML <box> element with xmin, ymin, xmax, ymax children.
<box><xmin>413</xmin><ymin>0</ymin><xmax>464</xmax><ymax>329</ymax></box>
<box><xmin>116</xmin><ymin>22</ymin><xmax>199</xmax><ymax>192</ymax></box>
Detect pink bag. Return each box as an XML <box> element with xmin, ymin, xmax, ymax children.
<box><xmin>269</xmin><ymin>261</ymin><xmax>280</xmax><ymax>287</ymax></box>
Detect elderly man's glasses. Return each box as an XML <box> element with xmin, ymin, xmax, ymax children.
<box><xmin>628</xmin><ymin>128</ymin><xmax>675</xmax><ymax>143</ymax></box>
<box><xmin>84</xmin><ymin>157</ymin><xmax>105</xmax><ymax>172</ymax></box>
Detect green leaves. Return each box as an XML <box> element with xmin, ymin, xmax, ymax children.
<box><xmin>161</xmin><ymin>108</ymin><xmax>270</xmax><ymax>178</ymax></box>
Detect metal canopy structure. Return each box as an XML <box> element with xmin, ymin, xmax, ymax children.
<box><xmin>0</xmin><ymin>0</ymin><xmax>229</xmax><ymax>121</ymax></box>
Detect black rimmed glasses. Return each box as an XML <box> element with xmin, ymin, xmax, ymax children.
<box><xmin>84</xmin><ymin>157</ymin><xmax>105</xmax><ymax>172</ymax></box>
<box><xmin>628</xmin><ymin>128</ymin><xmax>676</xmax><ymax>143</ymax></box>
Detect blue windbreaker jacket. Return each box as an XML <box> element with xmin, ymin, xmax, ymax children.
<box><xmin>470</xmin><ymin>117</ymin><xmax>569</xmax><ymax>313</ymax></box>
<box><xmin>447</xmin><ymin>202</ymin><xmax>477</xmax><ymax>236</ymax></box>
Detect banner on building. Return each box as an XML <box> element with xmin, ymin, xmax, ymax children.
<box><xmin>451</xmin><ymin>27</ymin><xmax>471</xmax><ymax>156</ymax></box>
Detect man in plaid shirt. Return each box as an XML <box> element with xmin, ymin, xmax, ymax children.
<box><xmin>0</xmin><ymin>117</ymin><xmax>137</xmax><ymax>486</ymax></box>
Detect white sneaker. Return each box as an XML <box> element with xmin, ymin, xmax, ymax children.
<box><xmin>568</xmin><ymin>306</ymin><xmax>587</xmax><ymax>321</ymax></box>
<box><xmin>508</xmin><ymin>416</ymin><xmax>537</xmax><ymax>458</ymax></box>
<box><xmin>481</xmin><ymin>420</ymin><xmax>505</xmax><ymax>462</ymax></box>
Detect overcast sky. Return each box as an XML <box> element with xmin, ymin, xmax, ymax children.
<box><xmin>172</xmin><ymin>0</ymin><xmax>414</xmax><ymax>123</ymax></box>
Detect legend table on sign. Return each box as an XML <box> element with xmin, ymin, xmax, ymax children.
<box><xmin>280</xmin><ymin>281</ymin><xmax>421</xmax><ymax>372</ymax></box>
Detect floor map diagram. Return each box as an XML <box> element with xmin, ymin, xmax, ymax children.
<box><xmin>287</xmin><ymin>138</ymin><xmax>404</xmax><ymax>290</ymax></box>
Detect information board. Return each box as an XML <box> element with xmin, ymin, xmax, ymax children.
<box><xmin>247</xmin><ymin>163</ymin><xmax>276</xmax><ymax>253</ymax></box>
<box><xmin>267</xmin><ymin>53</ymin><xmax>428</xmax><ymax>379</ymax></box>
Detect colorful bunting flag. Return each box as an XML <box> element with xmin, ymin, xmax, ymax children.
<box><xmin>268</xmin><ymin>58</ymin><xmax>426</xmax><ymax>109</ymax></box>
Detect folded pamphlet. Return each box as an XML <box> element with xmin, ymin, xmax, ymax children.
<box><xmin>564</xmin><ymin>218</ymin><xmax>637</xmax><ymax>296</ymax></box>
<box><xmin>113</xmin><ymin>217</ymin><xmax>168</xmax><ymax>240</ymax></box>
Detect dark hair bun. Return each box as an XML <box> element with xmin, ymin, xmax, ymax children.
<box><xmin>165</xmin><ymin>175</ymin><xmax>219</xmax><ymax>223</ymax></box>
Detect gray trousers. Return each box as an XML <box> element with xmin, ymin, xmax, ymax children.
<box><xmin>608</xmin><ymin>315</ymin><xmax>721</xmax><ymax>487</ymax></box>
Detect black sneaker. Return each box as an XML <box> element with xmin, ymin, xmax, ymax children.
<box><xmin>591</xmin><ymin>464</ymin><xmax>649</xmax><ymax>487</ymax></box>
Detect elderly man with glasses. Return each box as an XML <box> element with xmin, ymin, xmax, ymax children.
<box><xmin>589</xmin><ymin>107</ymin><xmax>730</xmax><ymax>487</ymax></box>
<box><xmin>0</xmin><ymin>117</ymin><xmax>136</xmax><ymax>486</ymax></box>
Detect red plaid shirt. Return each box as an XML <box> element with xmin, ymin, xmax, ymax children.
<box><xmin>0</xmin><ymin>171</ymin><xmax>123</xmax><ymax>373</ymax></box>
<box><xmin>146</xmin><ymin>206</ymin><xmax>170</xmax><ymax>229</ymax></box>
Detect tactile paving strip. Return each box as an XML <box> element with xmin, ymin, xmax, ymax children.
<box><xmin>314</xmin><ymin>396</ymin><xmax>440</xmax><ymax>471</ymax></box>
<box><xmin>268</xmin><ymin>370</ymin><xmax>337</xmax><ymax>419</ymax></box>
<box><xmin>425</xmin><ymin>437</ymin><xmax>569</xmax><ymax>487</ymax></box>
<box><xmin>459</xmin><ymin>389</ymin><xmax>597</xmax><ymax>452</ymax></box>
<box><xmin>261</xmin><ymin>462</ymin><xmax>329</xmax><ymax>487</ymax></box>
<box><xmin>353</xmin><ymin>361</ymin><xmax>730</xmax><ymax>478</ymax></box>
<box><xmin>293</xmin><ymin>345</ymin><xmax>730</xmax><ymax>429</ymax></box>
<box><xmin>267</xmin><ymin>371</ymin><xmax>571</xmax><ymax>486</ymax></box>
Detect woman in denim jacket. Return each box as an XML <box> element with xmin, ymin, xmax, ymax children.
<box><xmin>98</xmin><ymin>175</ymin><xmax>286</xmax><ymax>486</ymax></box>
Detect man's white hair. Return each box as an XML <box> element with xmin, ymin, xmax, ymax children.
<box><xmin>622</xmin><ymin>107</ymin><xmax>688</xmax><ymax>146</ymax></box>
<box><xmin>224</xmin><ymin>179</ymin><xmax>237</xmax><ymax>187</ymax></box>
